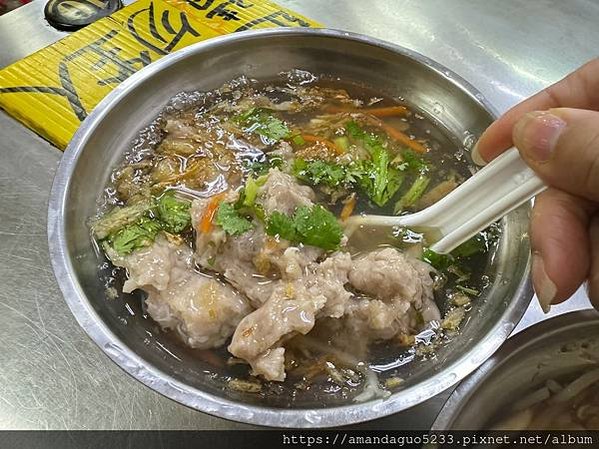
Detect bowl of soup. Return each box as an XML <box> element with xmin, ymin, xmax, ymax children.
<box><xmin>48</xmin><ymin>28</ymin><xmax>533</xmax><ymax>427</ymax></box>
<box><xmin>432</xmin><ymin>310</ymin><xmax>599</xmax><ymax>430</ymax></box>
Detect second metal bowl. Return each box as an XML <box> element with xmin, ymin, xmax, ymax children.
<box><xmin>433</xmin><ymin>310</ymin><xmax>599</xmax><ymax>430</ymax></box>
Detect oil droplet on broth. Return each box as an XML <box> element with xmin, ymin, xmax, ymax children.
<box><xmin>462</xmin><ymin>131</ymin><xmax>476</xmax><ymax>150</ymax></box>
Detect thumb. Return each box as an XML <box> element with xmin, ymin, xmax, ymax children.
<box><xmin>512</xmin><ymin>107</ymin><xmax>599</xmax><ymax>202</ymax></box>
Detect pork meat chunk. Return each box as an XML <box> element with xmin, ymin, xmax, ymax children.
<box><xmin>191</xmin><ymin>169</ymin><xmax>323</xmax><ymax>307</ymax></box>
<box><xmin>228</xmin><ymin>286</ymin><xmax>326</xmax><ymax>381</ymax></box>
<box><xmin>108</xmin><ymin>235</ymin><xmax>251</xmax><ymax>349</ymax></box>
<box><xmin>256</xmin><ymin>168</ymin><xmax>315</xmax><ymax>215</ymax></box>
<box><xmin>250</xmin><ymin>347</ymin><xmax>286</xmax><ymax>382</ymax></box>
<box><xmin>228</xmin><ymin>252</ymin><xmax>353</xmax><ymax>380</ymax></box>
<box><xmin>314</xmin><ymin>251</ymin><xmax>353</xmax><ymax>319</ymax></box>
<box><xmin>345</xmin><ymin>248</ymin><xmax>440</xmax><ymax>340</ymax></box>
<box><xmin>350</xmin><ymin>248</ymin><xmax>426</xmax><ymax>301</ymax></box>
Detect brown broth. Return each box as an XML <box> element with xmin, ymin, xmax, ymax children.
<box><xmin>94</xmin><ymin>71</ymin><xmax>499</xmax><ymax>398</ymax></box>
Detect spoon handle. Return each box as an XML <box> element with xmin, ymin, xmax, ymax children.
<box><xmin>415</xmin><ymin>147</ymin><xmax>546</xmax><ymax>253</ymax></box>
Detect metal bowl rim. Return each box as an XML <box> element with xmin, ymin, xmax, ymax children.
<box><xmin>47</xmin><ymin>27</ymin><xmax>533</xmax><ymax>428</ymax></box>
<box><xmin>431</xmin><ymin>309</ymin><xmax>599</xmax><ymax>431</ymax></box>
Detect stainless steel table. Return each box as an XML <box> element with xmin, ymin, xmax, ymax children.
<box><xmin>0</xmin><ymin>0</ymin><xmax>596</xmax><ymax>430</ymax></box>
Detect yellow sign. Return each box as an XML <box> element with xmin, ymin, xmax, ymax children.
<box><xmin>0</xmin><ymin>0</ymin><xmax>320</xmax><ymax>149</ymax></box>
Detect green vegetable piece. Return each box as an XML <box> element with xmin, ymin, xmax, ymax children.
<box><xmin>237</xmin><ymin>108</ymin><xmax>291</xmax><ymax>141</ymax></box>
<box><xmin>333</xmin><ymin>136</ymin><xmax>349</xmax><ymax>152</ymax></box>
<box><xmin>109</xmin><ymin>218</ymin><xmax>162</xmax><ymax>255</ymax></box>
<box><xmin>422</xmin><ymin>248</ymin><xmax>454</xmax><ymax>270</ymax></box>
<box><xmin>353</xmin><ymin>158</ymin><xmax>404</xmax><ymax>207</ymax></box>
<box><xmin>215</xmin><ymin>202</ymin><xmax>254</xmax><ymax>236</ymax></box>
<box><xmin>246</xmin><ymin>156</ymin><xmax>283</xmax><ymax>176</ymax></box>
<box><xmin>456</xmin><ymin>285</ymin><xmax>480</xmax><ymax>296</ymax></box>
<box><xmin>345</xmin><ymin>121</ymin><xmax>365</xmax><ymax>139</ymax></box>
<box><xmin>252</xmin><ymin>204</ymin><xmax>266</xmax><ymax>222</ymax></box>
<box><xmin>394</xmin><ymin>174</ymin><xmax>430</xmax><ymax>213</ymax></box>
<box><xmin>292</xmin><ymin>159</ymin><xmax>349</xmax><ymax>188</ymax></box>
<box><xmin>291</xmin><ymin>134</ymin><xmax>306</xmax><ymax>146</ymax></box>
<box><xmin>265</xmin><ymin>205</ymin><xmax>343</xmax><ymax>251</ymax></box>
<box><xmin>294</xmin><ymin>205</ymin><xmax>343</xmax><ymax>251</ymax></box>
<box><xmin>344</xmin><ymin>121</ymin><xmax>404</xmax><ymax>207</ymax></box>
<box><xmin>451</xmin><ymin>233</ymin><xmax>487</xmax><ymax>258</ymax></box>
<box><xmin>266</xmin><ymin>211</ymin><xmax>298</xmax><ymax>242</ymax></box>
<box><xmin>372</xmin><ymin>146</ymin><xmax>403</xmax><ymax>206</ymax></box>
<box><xmin>92</xmin><ymin>199</ymin><xmax>153</xmax><ymax>239</ymax></box>
<box><xmin>448</xmin><ymin>264</ymin><xmax>472</xmax><ymax>284</ymax></box>
<box><xmin>242</xmin><ymin>175</ymin><xmax>267</xmax><ymax>208</ymax></box>
<box><xmin>156</xmin><ymin>191</ymin><xmax>191</xmax><ymax>233</ymax></box>
<box><xmin>401</xmin><ymin>149</ymin><xmax>429</xmax><ymax>173</ymax></box>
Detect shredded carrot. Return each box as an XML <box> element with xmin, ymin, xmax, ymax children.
<box><xmin>323</xmin><ymin>105</ymin><xmax>350</xmax><ymax>114</ymax></box>
<box><xmin>300</xmin><ymin>134</ymin><xmax>343</xmax><ymax>155</ymax></box>
<box><xmin>340</xmin><ymin>195</ymin><xmax>357</xmax><ymax>221</ymax></box>
<box><xmin>301</xmin><ymin>133</ymin><xmax>331</xmax><ymax>144</ymax></box>
<box><xmin>381</xmin><ymin>123</ymin><xmax>428</xmax><ymax>153</ymax></box>
<box><xmin>200</xmin><ymin>193</ymin><xmax>225</xmax><ymax>233</ymax></box>
<box><xmin>325</xmin><ymin>105</ymin><xmax>410</xmax><ymax>117</ymax></box>
<box><xmin>365</xmin><ymin>106</ymin><xmax>410</xmax><ymax>117</ymax></box>
<box><xmin>364</xmin><ymin>116</ymin><xmax>428</xmax><ymax>154</ymax></box>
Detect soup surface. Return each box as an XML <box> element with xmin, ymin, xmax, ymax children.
<box><xmin>91</xmin><ymin>71</ymin><xmax>497</xmax><ymax>398</ymax></box>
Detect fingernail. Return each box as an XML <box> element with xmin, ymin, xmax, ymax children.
<box><xmin>532</xmin><ymin>253</ymin><xmax>557</xmax><ymax>313</ymax></box>
<box><xmin>470</xmin><ymin>142</ymin><xmax>487</xmax><ymax>166</ymax></box>
<box><xmin>513</xmin><ymin>111</ymin><xmax>566</xmax><ymax>162</ymax></box>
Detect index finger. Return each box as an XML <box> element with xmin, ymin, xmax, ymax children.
<box><xmin>473</xmin><ymin>57</ymin><xmax>599</xmax><ymax>164</ymax></box>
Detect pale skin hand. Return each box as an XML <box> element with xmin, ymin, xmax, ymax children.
<box><xmin>471</xmin><ymin>58</ymin><xmax>599</xmax><ymax>312</ymax></box>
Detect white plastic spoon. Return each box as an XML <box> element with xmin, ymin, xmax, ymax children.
<box><xmin>343</xmin><ymin>147</ymin><xmax>546</xmax><ymax>254</ymax></box>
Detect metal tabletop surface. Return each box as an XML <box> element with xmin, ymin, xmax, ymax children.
<box><xmin>0</xmin><ymin>0</ymin><xmax>596</xmax><ymax>430</ymax></box>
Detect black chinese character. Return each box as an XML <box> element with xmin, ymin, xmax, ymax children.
<box><xmin>127</xmin><ymin>2</ymin><xmax>201</xmax><ymax>55</ymax></box>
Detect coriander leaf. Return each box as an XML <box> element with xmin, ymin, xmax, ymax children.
<box><xmin>215</xmin><ymin>202</ymin><xmax>254</xmax><ymax>236</ymax></box>
<box><xmin>266</xmin><ymin>211</ymin><xmax>298</xmax><ymax>242</ymax></box>
<box><xmin>344</xmin><ymin>121</ymin><xmax>404</xmax><ymax>207</ymax></box>
<box><xmin>294</xmin><ymin>205</ymin><xmax>343</xmax><ymax>251</ymax></box>
<box><xmin>246</xmin><ymin>155</ymin><xmax>283</xmax><ymax>176</ymax></box>
<box><xmin>265</xmin><ymin>206</ymin><xmax>343</xmax><ymax>251</ymax></box>
<box><xmin>292</xmin><ymin>159</ymin><xmax>349</xmax><ymax>188</ymax></box>
<box><xmin>109</xmin><ymin>218</ymin><xmax>162</xmax><ymax>255</ymax></box>
<box><xmin>236</xmin><ymin>107</ymin><xmax>257</xmax><ymax>123</ymax></box>
<box><xmin>237</xmin><ymin>108</ymin><xmax>291</xmax><ymax>141</ymax></box>
<box><xmin>345</xmin><ymin>121</ymin><xmax>365</xmax><ymax>139</ymax></box>
<box><xmin>384</xmin><ymin>166</ymin><xmax>405</xmax><ymax>203</ymax></box>
<box><xmin>353</xmin><ymin>158</ymin><xmax>404</xmax><ymax>208</ymax></box>
<box><xmin>371</xmin><ymin>143</ymin><xmax>402</xmax><ymax>206</ymax></box>
<box><xmin>92</xmin><ymin>199</ymin><xmax>154</xmax><ymax>239</ymax></box>
<box><xmin>156</xmin><ymin>191</ymin><xmax>191</xmax><ymax>233</ymax></box>
<box><xmin>401</xmin><ymin>149</ymin><xmax>429</xmax><ymax>173</ymax></box>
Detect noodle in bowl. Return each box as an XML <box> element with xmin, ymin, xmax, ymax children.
<box><xmin>432</xmin><ymin>310</ymin><xmax>599</xmax><ymax>430</ymax></box>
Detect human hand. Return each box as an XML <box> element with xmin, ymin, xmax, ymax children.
<box><xmin>471</xmin><ymin>58</ymin><xmax>599</xmax><ymax>312</ymax></box>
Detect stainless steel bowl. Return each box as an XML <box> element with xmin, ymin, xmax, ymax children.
<box><xmin>47</xmin><ymin>28</ymin><xmax>533</xmax><ymax>428</ymax></box>
<box><xmin>432</xmin><ymin>310</ymin><xmax>599</xmax><ymax>430</ymax></box>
